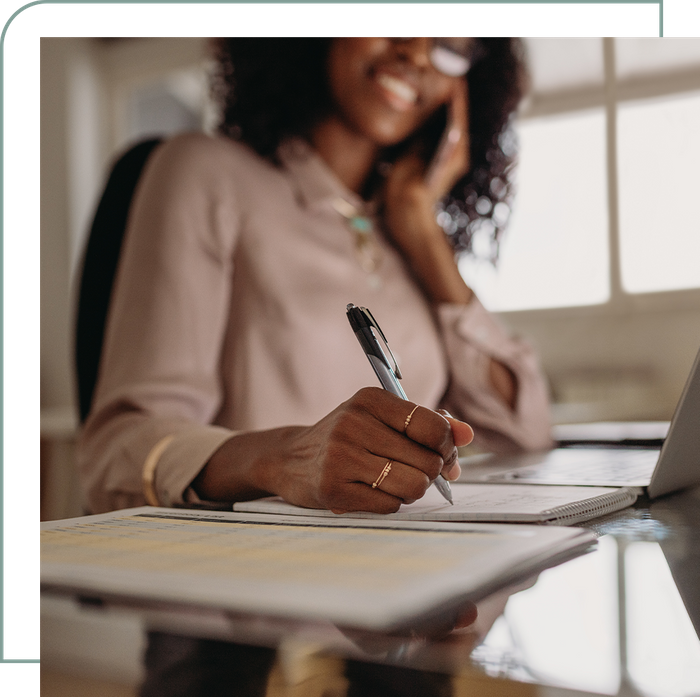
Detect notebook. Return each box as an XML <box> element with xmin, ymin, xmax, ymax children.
<box><xmin>234</xmin><ymin>482</ymin><xmax>638</xmax><ymax>525</ymax></box>
<box><xmin>41</xmin><ymin>506</ymin><xmax>596</xmax><ymax>632</ymax></box>
<box><xmin>458</xmin><ymin>346</ymin><xmax>700</xmax><ymax>500</ymax></box>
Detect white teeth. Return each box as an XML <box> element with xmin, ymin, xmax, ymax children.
<box><xmin>376</xmin><ymin>73</ymin><xmax>417</xmax><ymax>104</ymax></box>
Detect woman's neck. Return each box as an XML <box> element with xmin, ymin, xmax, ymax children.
<box><xmin>311</xmin><ymin>118</ymin><xmax>380</xmax><ymax>195</ymax></box>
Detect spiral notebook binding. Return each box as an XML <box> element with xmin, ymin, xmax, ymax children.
<box><xmin>541</xmin><ymin>487</ymin><xmax>639</xmax><ymax>525</ymax></box>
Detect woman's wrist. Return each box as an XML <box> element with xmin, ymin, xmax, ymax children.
<box><xmin>384</xmin><ymin>190</ymin><xmax>474</xmax><ymax>305</ymax></box>
<box><xmin>407</xmin><ymin>229</ymin><xmax>475</xmax><ymax>305</ymax></box>
<box><xmin>191</xmin><ymin>426</ymin><xmax>305</xmax><ymax>502</ymax></box>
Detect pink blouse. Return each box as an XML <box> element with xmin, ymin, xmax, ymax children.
<box><xmin>78</xmin><ymin>132</ymin><xmax>553</xmax><ymax>513</ymax></box>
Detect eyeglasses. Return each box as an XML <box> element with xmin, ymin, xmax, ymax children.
<box><xmin>393</xmin><ymin>38</ymin><xmax>484</xmax><ymax>77</ymax></box>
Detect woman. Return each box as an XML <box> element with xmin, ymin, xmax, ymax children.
<box><xmin>78</xmin><ymin>38</ymin><xmax>552</xmax><ymax>516</ymax></box>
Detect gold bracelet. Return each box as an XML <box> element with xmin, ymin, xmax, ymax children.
<box><xmin>142</xmin><ymin>434</ymin><xmax>175</xmax><ymax>506</ymax></box>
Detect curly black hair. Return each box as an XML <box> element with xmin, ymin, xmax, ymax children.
<box><xmin>210</xmin><ymin>38</ymin><xmax>527</xmax><ymax>263</ymax></box>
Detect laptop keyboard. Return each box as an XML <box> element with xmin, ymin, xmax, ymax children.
<box><xmin>487</xmin><ymin>448</ymin><xmax>659</xmax><ymax>484</ymax></box>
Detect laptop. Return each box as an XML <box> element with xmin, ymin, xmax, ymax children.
<box><xmin>458</xmin><ymin>347</ymin><xmax>700</xmax><ymax>500</ymax></box>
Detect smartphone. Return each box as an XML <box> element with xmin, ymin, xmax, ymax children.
<box><xmin>423</xmin><ymin>102</ymin><xmax>461</xmax><ymax>189</ymax></box>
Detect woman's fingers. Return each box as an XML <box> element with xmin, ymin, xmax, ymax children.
<box><xmin>440</xmin><ymin>404</ymin><xmax>474</xmax><ymax>448</ymax></box>
<box><xmin>451</xmin><ymin>78</ymin><xmax>469</xmax><ymax>141</ymax></box>
<box><xmin>425</xmin><ymin>80</ymin><xmax>470</xmax><ymax>198</ymax></box>
<box><xmin>329</xmin><ymin>457</ymin><xmax>431</xmax><ymax>515</ymax></box>
<box><xmin>340</xmin><ymin>388</ymin><xmax>472</xmax><ymax>487</ymax></box>
<box><xmin>278</xmin><ymin>388</ymin><xmax>474</xmax><ymax>514</ymax></box>
<box><xmin>444</xmin><ymin>414</ymin><xmax>474</xmax><ymax>447</ymax></box>
<box><xmin>436</xmin><ymin>409</ymin><xmax>473</xmax><ymax>480</ymax></box>
<box><xmin>365</xmin><ymin>456</ymin><xmax>431</xmax><ymax>503</ymax></box>
<box><xmin>392</xmin><ymin>400</ymin><xmax>471</xmax><ymax>477</ymax></box>
<box><xmin>448</xmin><ymin>79</ymin><xmax>469</xmax><ymax>173</ymax></box>
<box><xmin>348</xmin><ymin>390</ymin><xmax>456</xmax><ymax>473</ymax></box>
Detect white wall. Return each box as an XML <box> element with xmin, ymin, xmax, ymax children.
<box><xmin>41</xmin><ymin>38</ymin><xmax>87</xmax><ymax>413</ymax></box>
<box><xmin>41</xmin><ymin>37</ymin><xmax>209</xmax><ymax>416</ymax></box>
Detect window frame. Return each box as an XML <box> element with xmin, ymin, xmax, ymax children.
<box><xmin>500</xmin><ymin>37</ymin><xmax>700</xmax><ymax>325</ymax></box>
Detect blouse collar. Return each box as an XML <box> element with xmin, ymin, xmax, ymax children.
<box><xmin>277</xmin><ymin>138</ymin><xmax>368</xmax><ymax>215</ymax></box>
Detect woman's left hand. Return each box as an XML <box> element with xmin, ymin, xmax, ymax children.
<box><xmin>423</xmin><ymin>78</ymin><xmax>470</xmax><ymax>199</ymax></box>
<box><xmin>384</xmin><ymin>79</ymin><xmax>468</xmax><ymax>226</ymax></box>
<box><xmin>381</xmin><ymin>80</ymin><xmax>473</xmax><ymax>306</ymax></box>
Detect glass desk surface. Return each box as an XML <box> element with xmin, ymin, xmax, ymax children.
<box><xmin>41</xmin><ymin>486</ymin><xmax>700</xmax><ymax>697</ymax></box>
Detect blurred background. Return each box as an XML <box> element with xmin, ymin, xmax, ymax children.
<box><xmin>41</xmin><ymin>37</ymin><xmax>700</xmax><ymax>523</ymax></box>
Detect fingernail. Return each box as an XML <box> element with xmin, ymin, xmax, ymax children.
<box><xmin>445</xmin><ymin>461</ymin><xmax>461</xmax><ymax>481</ymax></box>
<box><xmin>443</xmin><ymin>448</ymin><xmax>462</xmax><ymax>481</ymax></box>
<box><xmin>444</xmin><ymin>448</ymin><xmax>458</xmax><ymax>467</ymax></box>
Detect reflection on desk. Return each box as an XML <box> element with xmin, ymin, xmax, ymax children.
<box><xmin>471</xmin><ymin>486</ymin><xmax>700</xmax><ymax>696</ymax></box>
<box><xmin>41</xmin><ymin>487</ymin><xmax>700</xmax><ymax>697</ymax></box>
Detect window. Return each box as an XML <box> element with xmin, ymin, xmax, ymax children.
<box><xmin>462</xmin><ymin>108</ymin><xmax>609</xmax><ymax>311</ymax></box>
<box><xmin>468</xmin><ymin>38</ymin><xmax>700</xmax><ymax>312</ymax></box>
<box><xmin>618</xmin><ymin>91</ymin><xmax>700</xmax><ymax>294</ymax></box>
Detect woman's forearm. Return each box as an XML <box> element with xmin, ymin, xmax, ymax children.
<box><xmin>384</xmin><ymin>192</ymin><xmax>517</xmax><ymax>410</ymax></box>
<box><xmin>397</xmin><ymin>210</ymin><xmax>474</xmax><ymax>305</ymax></box>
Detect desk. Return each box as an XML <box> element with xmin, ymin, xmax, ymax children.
<box><xmin>41</xmin><ymin>486</ymin><xmax>700</xmax><ymax>697</ymax></box>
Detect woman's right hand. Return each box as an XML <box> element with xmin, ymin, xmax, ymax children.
<box><xmin>192</xmin><ymin>387</ymin><xmax>473</xmax><ymax>514</ymax></box>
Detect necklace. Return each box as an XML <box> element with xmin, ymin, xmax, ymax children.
<box><xmin>332</xmin><ymin>197</ymin><xmax>383</xmax><ymax>288</ymax></box>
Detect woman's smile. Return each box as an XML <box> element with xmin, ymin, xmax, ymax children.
<box><xmin>373</xmin><ymin>69</ymin><xmax>419</xmax><ymax>111</ymax></box>
<box><xmin>324</xmin><ymin>38</ymin><xmax>458</xmax><ymax>147</ymax></box>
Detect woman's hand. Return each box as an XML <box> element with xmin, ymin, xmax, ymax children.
<box><xmin>192</xmin><ymin>387</ymin><xmax>473</xmax><ymax>514</ymax></box>
<box><xmin>384</xmin><ymin>79</ymin><xmax>469</xmax><ymax>233</ymax></box>
<box><xmin>423</xmin><ymin>78</ymin><xmax>470</xmax><ymax>200</ymax></box>
<box><xmin>381</xmin><ymin>81</ymin><xmax>474</xmax><ymax>306</ymax></box>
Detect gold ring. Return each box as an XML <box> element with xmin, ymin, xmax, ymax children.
<box><xmin>372</xmin><ymin>460</ymin><xmax>393</xmax><ymax>489</ymax></box>
<box><xmin>403</xmin><ymin>405</ymin><xmax>420</xmax><ymax>433</ymax></box>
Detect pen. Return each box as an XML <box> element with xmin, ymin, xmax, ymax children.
<box><xmin>346</xmin><ymin>303</ymin><xmax>453</xmax><ymax>505</ymax></box>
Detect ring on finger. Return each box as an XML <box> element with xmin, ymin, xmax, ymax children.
<box><xmin>403</xmin><ymin>405</ymin><xmax>420</xmax><ymax>434</ymax></box>
<box><xmin>372</xmin><ymin>460</ymin><xmax>393</xmax><ymax>490</ymax></box>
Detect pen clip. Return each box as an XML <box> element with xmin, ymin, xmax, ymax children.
<box><xmin>360</xmin><ymin>307</ymin><xmax>403</xmax><ymax>380</ymax></box>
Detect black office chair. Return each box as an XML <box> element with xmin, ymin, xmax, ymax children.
<box><xmin>75</xmin><ymin>138</ymin><xmax>163</xmax><ymax>423</ymax></box>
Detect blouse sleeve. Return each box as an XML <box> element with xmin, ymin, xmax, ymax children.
<box><xmin>77</xmin><ymin>133</ymin><xmax>241</xmax><ymax>514</ymax></box>
<box><xmin>436</xmin><ymin>300</ymin><xmax>554</xmax><ymax>453</ymax></box>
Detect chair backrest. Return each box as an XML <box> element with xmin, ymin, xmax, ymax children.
<box><xmin>75</xmin><ymin>138</ymin><xmax>163</xmax><ymax>422</ymax></box>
